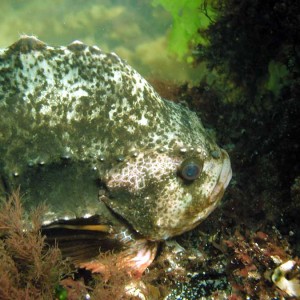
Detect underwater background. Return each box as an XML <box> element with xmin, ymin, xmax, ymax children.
<box><xmin>0</xmin><ymin>0</ymin><xmax>203</xmax><ymax>83</ymax></box>
<box><xmin>0</xmin><ymin>0</ymin><xmax>299</xmax><ymax>299</ymax></box>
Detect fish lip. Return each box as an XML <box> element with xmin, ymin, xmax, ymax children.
<box><xmin>218</xmin><ymin>149</ymin><xmax>232</xmax><ymax>189</ymax></box>
<box><xmin>208</xmin><ymin>149</ymin><xmax>232</xmax><ymax>203</ymax></box>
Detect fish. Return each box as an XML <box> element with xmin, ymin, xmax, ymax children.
<box><xmin>0</xmin><ymin>35</ymin><xmax>231</xmax><ymax>274</ymax></box>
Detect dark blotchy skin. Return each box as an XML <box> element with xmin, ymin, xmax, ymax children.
<box><xmin>0</xmin><ymin>36</ymin><xmax>232</xmax><ymax>240</ymax></box>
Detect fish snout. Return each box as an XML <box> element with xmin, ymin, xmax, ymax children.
<box><xmin>208</xmin><ymin>149</ymin><xmax>232</xmax><ymax>204</ymax></box>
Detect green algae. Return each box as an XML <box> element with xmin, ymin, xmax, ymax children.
<box><xmin>152</xmin><ymin>0</ymin><xmax>218</xmax><ymax>61</ymax></box>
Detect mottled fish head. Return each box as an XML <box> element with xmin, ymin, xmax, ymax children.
<box><xmin>101</xmin><ymin>105</ymin><xmax>232</xmax><ymax>241</ymax></box>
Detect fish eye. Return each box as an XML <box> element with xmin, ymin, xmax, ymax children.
<box><xmin>179</xmin><ymin>158</ymin><xmax>203</xmax><ymax>182</ymax></box>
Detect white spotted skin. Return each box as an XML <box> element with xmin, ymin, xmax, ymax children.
<box><xmin>0</xmin><ymin>36</ymin><xmax>232</xmax><ymax>240</ymax></box>
<box><xmin>104</xmin><ymin>148</ymin><xmax>231</xmax><ymax>240</ymax></box>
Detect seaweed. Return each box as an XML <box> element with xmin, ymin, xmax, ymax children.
<box><xmin>0</xmin><ymin>192</ymin><xmax>163</xmax><ymax>299</ymax></box>
<box><xmin>152</xmin><ymin>0</ymin><xmax>218</xmax><ymax>61</ymax></box>
<box><xmin>0</xmin><ymin>190</ymin><xmax>70</xmax><ymax>300</ymax></box>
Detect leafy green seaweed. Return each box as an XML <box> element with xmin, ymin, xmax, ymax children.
<box><xmin>152</xmin><ymin>0</ymin><xmax>218</xmax><ymax>61</ymax></box>
<box><xmin>266</xmin><ymin>61</ymin><xmax>289</xmax><ymax>98</ymax></box>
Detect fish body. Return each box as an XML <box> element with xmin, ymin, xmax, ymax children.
<box><xmin>0</xmin><ymin>36</ymin><xmax>231</xmax><ymax>241</ymax></box>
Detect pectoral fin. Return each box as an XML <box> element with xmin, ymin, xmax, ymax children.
<box><xmin>41</xmin><ymin>215</ymin><xmax>125</xmax><ymax>262</ymax></box>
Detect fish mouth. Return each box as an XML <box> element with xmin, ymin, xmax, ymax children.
<box><xmin>161</xmin><ymin>149</ymin><xmax>232</xmax><ymax>239</ymax></box>
<box><xmin>208</xmin><ymin>149</ymin><xmax>232</xmax><ymax>204</ymax></box>
<box><xmin>218</xmin><ymin>149</ymin><xmax>232</xmax><ymax>189</ymax></box>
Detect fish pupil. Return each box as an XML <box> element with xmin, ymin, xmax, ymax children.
<box><xmin>186</xmin><ymin>164</ymin><xmax>198</xmax><ymax>177</ymax></box>
<box><xmin>180</xmin><ymin>158</ymin><xmax>202</xmax><ymax>181</ymax></box>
